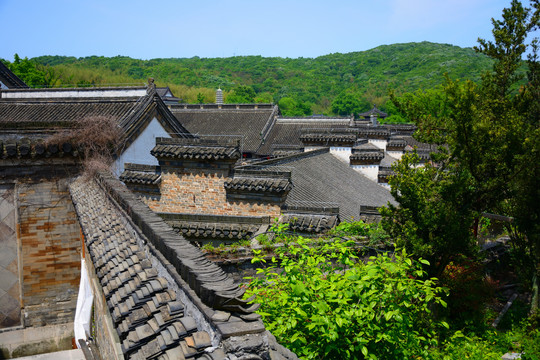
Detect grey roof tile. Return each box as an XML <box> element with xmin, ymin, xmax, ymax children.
<box><xmin>246</xmin><ymin>149</ymin><xmax>395</xmax><ymax>220</ymax></box>
<box><xmin>170</xmin><ymin>105</ymin><xmax>279</xmax><ymax>154</ymax></box>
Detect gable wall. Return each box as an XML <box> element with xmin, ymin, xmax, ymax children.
<box><xmin>114</xmin><ymin>117</ymin><xmax>171</xmax><ymax>175</ymax></box>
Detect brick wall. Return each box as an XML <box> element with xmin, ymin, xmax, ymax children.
<box><xmin>17</xmin><ymin>179</ymin><xmax>81</xmax><ymax>327</ymax></box>
<box><xmin>144</xmin><ymin>171</ymin><xmax>281</xmax><ymax>217</ymax></box>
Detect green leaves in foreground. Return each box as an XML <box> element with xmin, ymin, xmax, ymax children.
<box><xmin>245</xmin><ymin>238</ymin><xmax>448</xmax><ymax>359</ymax></box>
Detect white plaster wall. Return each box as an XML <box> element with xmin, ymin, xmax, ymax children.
<box><xmin>330</xmin><ymin>147</ymin><xmax>352</xmax><ymax>164</ymax></box>
<box><xmin>113</xmin><ymin>117</ymin><xmax>170</xmax><ymax>175</ymax></box>
<box><xmin>2</xmin><ymin>88</ymin><xmax>146</xmax><ymax>99</ymax></box>
<box><xmin>304</xmin><ymin>146</ymin><xmax>323</xmax><ymax>152</ymax></box>
<box><xmin>387</xmin><ymin>151</ymin><xmax>403</xmax><ymax>160</ymax></box>
<box><xmin>351</xmin><ymin>164</ymin><xmax>379</xmax><ymax>182</ymax></box>
<box><xmin>368</xmin><ymin>139</ymin><xmax>388</xmax><ymax>150</ymax></box>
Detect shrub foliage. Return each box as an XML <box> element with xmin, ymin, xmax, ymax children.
<box><xmin>245</xmin><ymin>238</ymin><xmax>448</xmax><ymax>359</ymax></box>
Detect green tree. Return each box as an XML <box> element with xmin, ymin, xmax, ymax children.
<box><xmin>225</xmin><ymin>85</ymin><xmax>256</xmax><ymax>103</ymax></box>
<box><xmin>278</xmin><ymin>97</ymin><xmax>312</xmax><ymax>116</ymax></box>
<box><xmin>196</xmin><ymin>92</ymin><xmax>205</xmax><ymax>104</ymax></box>
<box><xmin>380</xmin><ymin>152</ymin><xmax>477</xmax><ymax>276</ymax></box>
<box><xmin>386</xmin><ymin>0</ymin><xmax>540</xmax><ymax>310</ymax></box>
<box><xmin>246</xmin><ymin>238</ymin><xmax>448</xmax><ymax>360</ymax></box>
<box><xmin>331</xmin><ymin>89</ymin><xmax>370</xmax><ymax>116</ymax></box>
<box><xmin>6</xmin><ymin>54</ymin><xmax>58</xmax><ymax>87</ymax></box>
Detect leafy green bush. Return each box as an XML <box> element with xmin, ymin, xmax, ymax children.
<box><xmin>329</xmin><ymin>220</ymin><xmax>391</xmax><ymax>246</ymax></box>
<box><xmin>245</xmin><ymin>238</ymin><xmax>448</xmax><ymax>359</ymax></box>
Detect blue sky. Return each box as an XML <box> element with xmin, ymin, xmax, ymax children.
<box><xmin>0</xmin><ymin>0</ymin><xmax>534</xmax><ymax>60</ymax></box>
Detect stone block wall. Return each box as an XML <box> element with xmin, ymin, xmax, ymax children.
<box><xmin>17</xmin><ymin>179</ymin><xmax>81</xmax><ymax>327</ymax></box>
<box><xmin>0</xmin><ymin>184</ymin><xmax>20</xmax><ymax>329</ymax></box>
<box><xmin>144</xmin><ymin>171</ymin><xmax>281</xmax><ymax>217</ymax></box>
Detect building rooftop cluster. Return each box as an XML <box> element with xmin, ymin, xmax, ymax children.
<box><xmin>0</xmin><ymin>67</ymin><xmax>432</xmax><ymax>359</ymax></box>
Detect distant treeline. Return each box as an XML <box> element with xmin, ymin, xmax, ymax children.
<box><xmin>2</xmin><ymin>42</ymin><xmax>499</xmax><ymax>117</ymax></box>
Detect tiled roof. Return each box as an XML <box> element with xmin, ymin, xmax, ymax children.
<box><xmin>358</xmin><ymin>106</ymin><xmax>388</xmax><ymax>118</ymax></box>
<box><xmin>70</xmin><ymin>178</ymin><xmax>213</xmax><ymax>359</ymax></box>
<box><xmin>0</xmin><ymin>139</ymin><xmax>78</xmax><ymax>159</ymax></box>
<box><xmin>0</xmin><ymin>89</ymin><xmax>192</xmax><ymax>149</ymax></box>
<box><xmin>160</xmin><ymin>213</ymin><xmax>269</xmax><ymax>241</ymax></box>
<box><xmin>355</xmin><ymin>126</ymin><xmax>390</xmax><ymax>138</ymax></box>
<box><xmin>387</xmin><ymin>138</ymin><xmax>408</xmax><ymax>150</ymax></box>
<box><xmin>352</xmin><ymin>140</ymin><xmax>380</xmax><ymax>151</ymax></box>
<box><xmin>245</xmin><ymin>149</ymin><xmax>395</xmax><ymax>220</ymax></box>
<box><xmin>384</xmin><ymin>123</ymin><xmax>417</xmax><ymax>135</ymax></box>
<box><xmin>151</xmin><ymin>137</ymin><xmax>241</xmax><ymax>161</ymax></box>
<box><xmin>299</xmin><ymin>132</ymin><xmax>357</xmax><ymax>144</ymax></box>
<box><xmin>0</xmin><ymin>98</ymin><xmax>136</xmax><ymax>129</ymax></box>
<box><xmin>401</xmin><ymin>135</ymin><xmax>435</xmax><ymax>151</ymax></box>
<box><xmin>0</xmin><ymin>61</ymin><xmax>28</xmax><ymax>89</ymax></box>
<box><xmin>350</xmin><ymin>151</ymin><xmax>385</xmax><ymax>162</ymax></box>
<box><xmin>282</xmin><ymin>213</ymin><xmax>339</xmax><ymax>233</ymax></box>
<box><xmin>170</xmin><ymin>105</ymin><xmax>279</xmax><ymax>154</ymax></box>
<box><xmin>120</xmin><ymin>164</ymin><xmax>161</xmax><ymax>185</ymax></box>
<box><xmin>93</xmin><ymin>172</ymin><xmax>258</xmax><ymax>316</ymax></box>
<box><xmin>380</xmin><ymin>153</ymin><xmax>399</xmax><ymax>168</ymax></box>
<box><xmin>171</xmin><ymin>221</ymin><xmax>261</xmax><ymax>240</ymax></box>
<box><xmin>257</xmin><ymin>118</ymin><xmax>350</xmax><ymax>156</ymax></box>
<box><xmin>225</xmin><ymin>170</ymin><xmax>292</xmax><ymax>194</ymax></box>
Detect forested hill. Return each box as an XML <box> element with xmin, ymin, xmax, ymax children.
<box><xmin>12</xmin><ymin>42</ymin><xmax>494</xmax><ymax>113</ymax></box>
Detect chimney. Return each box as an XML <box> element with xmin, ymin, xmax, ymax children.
<box><xmin>370</xmin><ymin>114</ymin><xmax>379</xmax><ymax>127</ymax></box>
<box><xmin>216</xmin><ymin>88</ymin><xmax>223</xmax><ymax>105</ymax></box>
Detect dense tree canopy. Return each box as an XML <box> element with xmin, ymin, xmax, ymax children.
<box><xmin>2</xmin><ymin>42</ymin><xmax>498</xmax><ymax>113</ymax></box>
<box><xmin>384</xmin><ymin>0</ymin><xmax>540</xmax><ymax>308</ymax></box>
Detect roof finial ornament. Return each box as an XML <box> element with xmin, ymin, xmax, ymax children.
<box><xmin>146</xmin><ymin>78</ymin><xmax>156</xmax><ymax>94</ymax></box>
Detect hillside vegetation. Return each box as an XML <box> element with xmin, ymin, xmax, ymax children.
<box><xmin>3</xmin><ymin>42</ymin><xmax>495</xmax><ymax>114</ymax></box>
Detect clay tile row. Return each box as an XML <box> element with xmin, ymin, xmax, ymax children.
<box><xmin>0</xmin><ymin>139</ymin><xmax>79</xmax><ymax>159</ymax></box>
<box><xmin>224</xmin><ymin>177</ymin><xmax>292</xmax><ymax>193</ymax></box>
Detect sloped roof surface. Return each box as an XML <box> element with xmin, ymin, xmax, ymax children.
<box><xmin>358</xmin><ymin>106</ymin><xmax>388</xmax><ymax>118</ymax></box>
<box><xmin>257</xmin><ymin>118</ymin><xmax>350</xmax><ymax>155</ymax></box>
<box><xmin>70</xmin><ymin>178</ymin><xmax>213</xmax><ymax>359</ymax></box>
<box><xmin>170</xmin><ymin>106</ymin><xmax>278</xmax><ymax>153</ymax></box>
<box><xmin>0</xmin><ymin>90</ymin><xmax>192</xmax><ymax>145</ymax></box>
<box><xmin>0</xmin><ymin>98</ymin><xmax>136</xmax><ymax>128</ymax></box>
<box><xmin>247</xmin><ymin>149</ymin><xmax>395</xmax><ymax>220</ymax></box>
<box><xmin>0</xmin><ymin>61</ymin><xmax>28</xmax><ymax>89</ymax></box>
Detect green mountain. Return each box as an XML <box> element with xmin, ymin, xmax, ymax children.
<box><xmin>22</xmin><ymin>42</ymin><xmax>495</xmax><ymax>112</ymax></box>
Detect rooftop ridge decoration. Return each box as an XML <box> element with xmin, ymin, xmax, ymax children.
<box><xmin>0</xmin><ymin>138</ymin><xmax>79</xmax><ymax>159</ymax></box>
<box><xmin>358</xmin><ymin>106</ymin><xmax>388</xmax><ymax>118</ymax></box>
<box><xmin>281</xmin><ymin>203</ymin><xmax>340</xmax><ymax>215</ymax></box>
<box><xmin>159</xmin><ymin>213</ymin><xmax>271</xmax><ymax>241</ymax></box>
<box><xmin>120</xmin><ymin>164</ymin><xmax>161</xmax><ymax>186</ymax></box>
<box><xmin>151</xmin><ymin>137</ymin><xmax>241</xmax><ymax>161</ymax></box>
<box><xmin>1</xmin><ymin>86</ymin><xmax>147</xmax><ymax>99</ymax></box>
<box><xmin>299</xmin><ymin>133</ymin><xmax>357</xmax><ymax>144</ymax></box>
<box><xmin>93</xmin><ymin>171</ymin><xmax>260</xmax><ymax>316</ymax></box>
<box><xmin>281</xmin><ymin>213</ymin><xmax>339</xmax><ymax>233</ymax></box>
<box><xmin>169</xmin><ymin>103</ymin><xmax>275</xmax><ymax>110</ymax></box>
<box><xmin>259</xmin><ymin>104</ymin><xmax>280</xmax><ymax>143</ymax></box>
<box><xmin>246</xmin><ymin>148</ymin><xmax>330</xmax><ymax>167</ymax></box>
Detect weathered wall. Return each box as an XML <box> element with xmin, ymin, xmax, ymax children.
<box><xmin>0</xmin><ymin>184</ymin><xmax>21</xmax><ymax>329</ymax></box>
<box><xmin>17</xmin><ymin>179</ymin><xmax>81</xmax><ymax>327</ymax></box>
<box><xmin>144</xmin><ymin>171</ymin><xmax>281</xmax><ymax>217</ymax></box>
<box><xmin>0</xmin><ymin>323</ymin><xmax>74</xmax><ymax>358</ymax></box>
